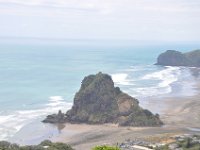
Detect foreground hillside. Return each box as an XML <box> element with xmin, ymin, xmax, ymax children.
<box><xmin>2</xmin><ymin>134</ymin><xmax>200</xmax><ymax>150</ymax></box>
<box><xmin>0</xmin><ymin>140</ymin><xmax>74</xmax><ymax>150</ymax></box>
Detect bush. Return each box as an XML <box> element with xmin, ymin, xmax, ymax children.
<box><xmin>39</xmin><ymin>140</ymin><xmax>52</xmax><ymax>147</ymax></box>
<box><xmin>0</xmin><ymin>140</ymin><xmax>74</xmax><ymax>150</ymax></box>
<box><xmin>48</xmin><ymin>142</ymin><xmax>74</xmax><ymax>150</ymax></box>
<box><xmin>92</xmin><ymin>145</ymin><xmax>121</xmax><ymax>150</ymax></box>
<box><xmin>0</xmin><ymin>141</ymin><xmax>19</xmax><ymax>150</ymax></box>
<box><xmin>183</xmin><ymin>138</ymin><xmax>191</xmax><ymax>148</ymax></box>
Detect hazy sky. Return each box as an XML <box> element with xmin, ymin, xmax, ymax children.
<box><xmin>0</xmin><ymin>0</ymin><xmax>199</xmax><ymax>42</ymax></box>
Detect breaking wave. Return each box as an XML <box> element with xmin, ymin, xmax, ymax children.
<box><xmin>0</xmin><ymin>96</ymin><xmax>72</xmax><ymax>141</ymax></box>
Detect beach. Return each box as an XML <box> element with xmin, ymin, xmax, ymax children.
<box><xmin>0</xmin><ymin>45</ymin><xmax>186</xmax><ymax>141</ymax></box>
<box><xmin>8</xmin><ymin>70</ymin><xmax>200</xmax><ymax>150</ymax></box>
<box><xmin>45</xmin><ymin>77</ymin><xmax>200</xmax><ymax>149</ymax></box>
<box><xmin>1</xmin><ymin>1</ymin><xmax>200</xmax><ymax>149</ymax></box>
<box><xmin>1</xmin><ymin>46</ymin><xmax>200</xmax><ymax>149</ymax></box>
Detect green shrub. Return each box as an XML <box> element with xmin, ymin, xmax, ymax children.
<box><xmin>0</xmin><ymin>140</ymin><xmax>74</xmax><ymax>150</ymax></box>
<box><xmin>183</xmin><ymin>138</ymin><xmax>191</xmax><ymax>148</ymax></box>
<box><xmin>154</xmin><ymin>145</ymin><xmax>169</xmax><ymax>150</ymax></box>
<box><xmin>92</xmin><ymin>145</ymin><xmax>120</xmax><ymax>150</ymax></box>
<box><xmin>48</xmin><ymin>142</ymin><xmax>74</xmax><ymax>150</ymax></box>
<box><xmin>39</xmin><ymin>140</ymin><xmax>52</xmax><ymax>146</ymax></box>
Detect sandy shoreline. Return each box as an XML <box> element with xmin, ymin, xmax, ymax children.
<box><xmin>48</xmin><ymin>94</ymin><xmax>200</xmax><ymax>150</ymax></box>
<box><xmin>10</xmin><ymin>74</ymin><xmax>200</xmax><ymax>149</ymax></box>
<box><xmin>50</xmin><ymin>79</ymin><xmax>200</xmax><ymax>149</ymax></box>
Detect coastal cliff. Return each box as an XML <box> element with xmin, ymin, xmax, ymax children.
<box><xmin>155</xmin><ymin>49</ymin><xmax>200</xmax><ymax>67</ymax></box>
<box><xmin>43</xmin><ymin>72</ymin><xmax>163</xmax><ymax>126</ymax></box>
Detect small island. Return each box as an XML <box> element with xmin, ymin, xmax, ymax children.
<box><xmin>155</xmin><ymin>49</ymin><xmax>200</xmax><ymax>67</ymax></box>
<box><xmin>43</xmin><ymin>72</ymin><xmax>163</xmax><ymax>127</ymax></box>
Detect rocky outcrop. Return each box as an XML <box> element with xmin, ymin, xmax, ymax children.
<box><xmin>43</xmin><ymin>72</ymin><xmax>163</xmax><ymax>126</ymax></box>
<box><xmin>42</xmin><ymin>110</ymin><xmax>67</xmax><ymax>123</ymax></box>
<box><xmin>155</xmin><ymin>50</ymin><xmax>200</xmax><ymax>67</ymax></box>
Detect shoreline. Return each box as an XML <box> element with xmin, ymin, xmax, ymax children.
<box><xmin>50</xmin><ymin>75</ymin><xmax>200</xmax><ymax>149</ymax></box>
<box><xmin>8</xmin><ymin>70</ymin><xmax>200</xmax><ymax>149</ymax></box>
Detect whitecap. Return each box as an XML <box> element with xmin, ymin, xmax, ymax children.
<box><xmin>111</xmin><ymin>73</ymin><xmax>134</xmax><ymax>86</ymax></box>
<box><xmin>124</xmin><ymin>66</ymin><xmax>181</xmax><ymax>98</ymax></box>
<box><xmin>46</xmin><ymin>96</ymin><xmax>67</xmax><ymax>107</ymax></box>
<box><xmin>142</xmin><ymin>66</ymin><xmax>181</xmax><ymax>92</ymax></box>
<box><xmin>142</xmin><ymin>66</ymin><xmax>180</xmax><ymax>80</ymax></box>
<box><xmin>48</xmin><ymin>96</ymin><xmax>64</xmax><ymax>102</ymax></box>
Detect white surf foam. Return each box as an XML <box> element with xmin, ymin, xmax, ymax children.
<box><xmin>48</xmin><ymin>96</ymin><xmax>64</xmax><ymax>102</ymax></box>
<box><xmin>136</xmin><ymin>66</ymin><xmax>181</xmax><ymax>97</ymax></box>
<box><xmin>111</xmin><ymin>66</ymin><xmax>181</xmax><ymax>98</ymax></box>
<box><xmin>0</xmin><ymin>96</ymin><xmax>72</xmax><ymax>141</ymax></box>
<box><xmin>143</xmin><ymin>66</ymin><xmax>180</xmax><ymax>86</ymax></box>
<box><xmin>143</xmin><ymin>66</ymin><xmax>180</xmax><ymax>82</ymax></box>
<box><xmin>111</xmin><ymin>73</ymin><xmax>134</xmax><ymax>86</ymax></box>
<box><xmin>132</xmin><ymin>86</ymin><xmax>171</xmax><ymax>98</ymax></box>
<box><xmin>46</xmin><ymin>96</ymin><xmax>66</xmax><ymax>107</ymax></box>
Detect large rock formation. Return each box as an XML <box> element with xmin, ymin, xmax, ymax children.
<box><xmin>43</xmin><ymin>72</ymin><xmax>163</xmax><ymax>126</ymax></box>
<box><xmin>155</xmin><ymin>50</ymin><xmax>200</xmax><ymax>67</ymax></box>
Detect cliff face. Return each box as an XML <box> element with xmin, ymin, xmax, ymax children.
<box><xmin>66</xmin><ymin>73</ymin><xmax>119</xmax><ymax>124</ymax></box>
<box><xmin>155</xmin><ymin>50</ymin><xmax>200</xmax><ymax>67</ymax></box>
<box><xmin>43</xmin><ymin>72</ymin><xmax>163</xmax><ymax>126</ymax></box>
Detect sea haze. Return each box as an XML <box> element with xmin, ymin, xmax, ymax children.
<box><xmin>0</xmin><ymin>40</ymin><xmax>198</xmax><ymax>140</ymax></box>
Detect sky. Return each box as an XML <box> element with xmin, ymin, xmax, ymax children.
<box><xmin>0</xmin><ymin>0</ymin><xmax>199</xmax><ymax>42</ymax></box>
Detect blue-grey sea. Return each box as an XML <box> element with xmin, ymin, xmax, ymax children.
<box><xmin>0</xmin><ymin>39</ymin><xmax>199</xmax><ymax>141</ymax></box>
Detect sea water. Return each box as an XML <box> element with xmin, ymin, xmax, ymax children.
<box><xmin>0</xmin><ymin>40</ymin><xmax>198</xmax><ymax>141</ymax></box>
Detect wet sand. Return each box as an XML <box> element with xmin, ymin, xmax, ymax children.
<box><xmin>49</xmin><ymin>90</ymin><xmax>200</xmax><ymax>149</ymax></box>
<box><xmin>11</xmin><ymin>90</ymin><xmax>200</xmax><ymax>149</ymax></box>
<box><xmin>10</xmin><ymin>75</ymin><xmax>200</xmax><ymax>149</ymax></box>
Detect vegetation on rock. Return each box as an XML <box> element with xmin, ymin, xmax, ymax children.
<box><xmin>43</xmin><ymin>72</ymin><xmax>163</xmax><ymax>127</ymax></box>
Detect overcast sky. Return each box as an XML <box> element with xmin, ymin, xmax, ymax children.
<box><xmin>0</xmin><ymin>0</ymin><xmax>199</xmax><ymax>42</ymax></box>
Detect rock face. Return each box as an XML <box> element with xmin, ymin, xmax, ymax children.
<box><xmin>43</xmin><ymin>110</ymin><xmax>66</xmax><ymax>123</ymax></box>
<box><xmin>155</xmin><ymin>50</ymin><xmax>200</xmax><ymax>67</ymax></box>
<box><xmin>43</xmin><ymin>72</ymin><xmax>163</xmax><ymax>126</ymax></box>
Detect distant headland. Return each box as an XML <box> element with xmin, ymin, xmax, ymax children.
<box><xmin>155</xmin><ymin>49</ymin><xmax>200</xmax><ymax>67</ymax></box>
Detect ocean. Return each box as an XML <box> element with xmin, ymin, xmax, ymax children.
<box><xmin>0</xmin><ymin>40</ymin><xmax>198</xmax><ymax>141</ymax></box>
